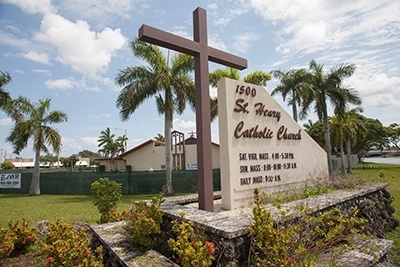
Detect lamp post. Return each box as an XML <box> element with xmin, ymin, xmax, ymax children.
<box><xmin>115</xmin><ymin>128</ymin><xmax>128</xmax><ymax>151</ymax></box>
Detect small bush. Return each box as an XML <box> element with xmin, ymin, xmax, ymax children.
<box><xmin>91</xmin><ymin>177</ymin><xmax>122</xmax><ymax>223</ymax></box>
<box><xmin>0</xmin><ymin>227</ymin><xmax>16</xmax><ymax>259</ymax></box>
<box><xmin>125</xmin><ymin>191</ymin><xmax>165</xmax><ymax>249</ymax></box>
<box><xmin>168</xmin><ymin>212</ymin><xmax>215</xmax><ymax>267</ymax></box>
<box><xmin>0</xmin><ymin>219</ymin><xmax>37</xmax><ymax>259</ymax></box>
<box><xmin>8</xmin><ymin>219</ymin><xmax>38</xmax><ymax>254</ymax></box>
<box><xmin>41</xmin><ymin>219</ymin><xmax>103</xmax><ymax>267</ymax></box>
<box><xmin>249</xmin><ymin>188</ymin><xmax>367</xmax><ymax>266</ymax></box>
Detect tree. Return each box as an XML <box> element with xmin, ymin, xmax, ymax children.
<box><xmin>385</xmin><ymin>123</ymin><xmax>400</xmax><ymax>150</ymax></box>
<box><xmin>78</xmin><ymin>150</ymin><xmax>101</xmax><ymax>165</ymax></box>
<box><xmin>1</xmin><ymin>161</ymin><xmax>15</xmax><ymax>170</ymax></box>
<box><xmin>0</xmin><ymin>71</ymin><xmax>17</xmax><ymax>118</ymax></box>
<box><xmin>208</xmin><ymin>67</ymin><xmax>271</xmax><ymax>119</ymax></box>
<box><xmin>271</xmin><ymin>68</ymin><xmax>308</xmax><ymax>122</ymax></box>
<box><xmin>300</xmin><ymin>60</ymin><xmax>358</xmax><ymax>176</ymax></box>
<box><xmin>6</xmin><ymin>97</ymin><xmax>68</xmax><ymax>196</ymax></box>
<box><xmin>154</xmin><ymin>133</ymin><xmax>165</xmax><ymax>142</ymax></box>
<box><xmin>115</xmin><ymin>38</ymin><xmax>195</xmax><ymax>195</ymax></box>
<box><xmin>352</xmin><ymin>115</ymin><xmax>386</xmax><ymax>161</ymax></box>
<box><xmin>40</xmin><ymin>154</ymin><xmax>58</xmax><ymax>167</ymax></box>
<box><xmin>341</xmin><ymin>108</ymin><xmax>364</xmax><ymax>174</ymax></box>
<box><xmin>97</xmin><ymin>127</ymin><xmax>125</xmax><ymax>171</ymax></box>
<box><xmin>303</xmin><ymin>120</ymin><xmax>325</xmax><ymax>148</ymax></box>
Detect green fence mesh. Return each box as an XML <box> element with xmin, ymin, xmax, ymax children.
<box><xmin>0</xmin><ymin>169</ymin><xmax>221</xmax><ymax>195</ymax></box>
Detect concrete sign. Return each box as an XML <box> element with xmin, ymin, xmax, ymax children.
<box><xmin>218</xmin><ymin>78</ymin><xmax>329</xmax><ymax>210</ymax></box>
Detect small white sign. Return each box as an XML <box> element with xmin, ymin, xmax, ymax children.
<box><xmin>0</xmin><ymin>173</ymin><xmax>21</xmax><ymax>188</ymax></box>
<box><xmin>186</xmin><ymin>163</ymin><xmax>198</xmax><ymax>170</ymax></box>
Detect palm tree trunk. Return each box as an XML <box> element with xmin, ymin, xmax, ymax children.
<box><xmin>29</xmin><ymin>149</ymin><xmax>41</xmax><ymax>196</ymax></box>
<box><xmin>164</xmin><ymin>110</ymin><xmax>174</xmax><ymax>195</ymax></box>
<box><xmin>339</xmin><ymin>134</ymin><xmax>346</xmax><ymax>176</ymax></box>
<box><xmin>323</xmin><ymin>115</ymin><xmax>334</xmax><ymax>177</ymax></box>
<box><xmin>292</xmin><ymin>99</ymin><xmax>298</xmax><ymax>122</ymax></box>
<box><xmin>346</xmin><ymin>135</ymin><xmax>352</xmax><ymax>174</ymax></box>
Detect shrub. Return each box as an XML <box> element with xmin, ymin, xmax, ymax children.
<box><xmin>0</xmin><ymin>227</ymin><xmax>16</xmax><ymax>259</ymax></box>
<box><xmin>0</xmin><ymin>219</ymin><xmax>38</xmax><ymax>259</ymax></box>
<box><xmin>41</xmin><ymin>219</ymin><xmax>103</xmax><ymax>267</ymax></box>
<box><xmin>1</xmin><ymin>161</ymin><xmax>15</xmax><ymax>170</ymax></box>
<box><xmin>8</xmin><ymin>219</ymin><xmax>38</xmax><ymax>254</ymax></box>
<box><xmin>91</xmin><ymin>177</ymin><xmax>122</xmax><ymax>223</ymax></box>
<box><xmin>249</xmin><ymin>188</ymin><xmax>367</xmax><ymax>266</ymax></box>
<box><xmin>125</xmin><ymin>191</ymin><xmax>165</xmax><ymax>249</ymax></box>
<box><xmin>168</xmin><ymin>212</ymin><xmax>215</xmax><ymax>267</ymax></box>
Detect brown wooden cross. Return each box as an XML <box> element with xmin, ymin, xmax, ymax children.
<box><xmin>138</xmin><ymin>7</ymin><xmax>247</xmax><ymax>211</ymax></box>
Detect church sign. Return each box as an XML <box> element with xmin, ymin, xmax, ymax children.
<box><xmin>218</xmin><ymin>78</ymin><xmax>329</xmax><ymax>210</ymax></box>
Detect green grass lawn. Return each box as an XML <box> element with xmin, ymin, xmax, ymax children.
<box><xmin>350</xmin><ymin>162</ymin><xmax>400</xmax><ymax>220</ymax></box>
<box><xmin>0</xmin><ymin>194</ymin><xmax>157</xmax><ymax>228</ymax></box>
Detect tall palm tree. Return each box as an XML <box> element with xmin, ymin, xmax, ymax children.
<box><xmin>0</xmin><ymin>71</ymin><xmax>17</xmax><ymax>118</ymax></box>
<box><xmin>300</xmin><ymin>60</ymin><xmax>358</xmax><ymax>177</ymax></box>
<box><xmin>115</xmin><ymin>38</ymin><xmax>195</xmax><ymax>195</ymax></box>
<box><xmin>98</xmin><ymin>127</ymin><xmax>126</xmax><ymax>171</ymax></box>
<box><xmin>342</xmin><ymin>107</ymin><xmax>364</xmax><ymax>174</ymax></box>
<box><xmin>6</xmin><ymin>97</ymin><xmax>68</xmax><ymax>196</ymax></box>
<box><xmin>271</xmin><ymin>68</ymin><xmax>308</xmax><ymax>122</ymax></box>
<box><xmin>98</xmin><ymin>127</ymin><xmax>116</xmax><ymax>158</ymax></box>
<box><xmin>208</xmin><ymin>67</ymin><xmax>271</xmax><ymax>119</ymax></box>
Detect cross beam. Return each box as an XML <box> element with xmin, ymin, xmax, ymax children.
<box><xmin>138</xmin><ymin>7</ymin><xmax>247</xmax><ymax>211</ymax></box>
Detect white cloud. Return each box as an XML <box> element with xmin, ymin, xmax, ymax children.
<box><xmin>94</xmin><ymin>113</ymin><xmax>112</xmax><ymax>119</ymax></box>
<box><xmin>2</xmin><ymin>0</ymin><xmax>55</xmax><ymax>15</ymax></box>
<box><xmin>59</xmin><ymin>0</ymin><xmax>136</xmax><ymax>25</ymax></box>
<box><xmin>234</xmin><ymin>33</ymin><xmax>261</xmax><ymax>54</ymax></box>
<box><xmin>0</xmin><ymin>118</ymin><xmax>13</xmax><ymax>126</ymax></box>
<box><xmin>45</xmin><ymin>78</ymin><xmax>74</xmax><ymax>90</ymax></box>
<box><xmin>363</xmin><ymin>94</ymin><xmax>400</xmax><ymax>107</ymax></box>
<box><xmin>61</xmin><ymin>137</ymin><xmax>82</xmax><ymax>152</ymax></box>
<box><xmin>35</xmin><ymin>13</ymin><xmax>125</xmax><ymax>76</ymax></box>
<box><xmin>80</xmin><ymin>136</ymin><xmax>98</xmax><ymax>148</ymax></box>
<box><xmin>173</xmin><ymin>118</ymin><xmax>196</xmax><ymax>134</ymax></box>
<box><xmin>32</xmin><ymin>69</ymin><xmax>50</xmax><ymax>74</ymax></box>
<box><xmin>347</xmin><ymin>72</ymin><xmax>400</xmax><ymax>109</ymax></box>
<box><xmin>251</xmin><ymin>0</ymin><xmax>400</xmax><ymax>58</ymax></box>
<box><xmin>23</xmin><ymin>51</ymin><xmax>50</xmax><ymax>64</ymax></box>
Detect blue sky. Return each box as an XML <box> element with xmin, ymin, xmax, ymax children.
<box><xmin>0</xmin><ymin>0</ymin><xmax>399</xmax><ymax>159</ymax></box>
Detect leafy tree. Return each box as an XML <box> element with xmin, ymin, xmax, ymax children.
<box><xmin>385</xmin><ymin>123</ymin><xmax>400</xmax><ymax>150</ymax></box>
<box><xmin>6</xmin><ymin>97</ymin><xmax>68</xmax><ymax>196</ymax></box>
<box><xmin>1</xmin><ymin>161</ymin><xmax>15</xmax><ymax>170</ymax></box>
<box><xmin>78</xmin><ymin>150</ymin><xmax>101</xmax><ymax>165</ymax></box>
<box><xmin>303</xmin><ymin>120</ymin><xmax>325</xmax><ymax>148</ymax></box>
<box><xmin>352</xmin><ymin>115</ymin><xmax>387</xmax><ymax>161</ymax></box>
<box><xmin>154</xmin><ymin>133</ymin><xmax>165</xmax><ymax>142</ymax></box>
<box><xmin>208</xmin><ymin>67</ymin><xmax>271</xmax><ymax>119</ymax></box>
<box><xmin>271</xmin><ymin>68</ymin><xmax>308</xmax><ymax>122</ymax></box>
<box><xmin>115</xmin><ymin>38</ymin><xmax>195</xmax><ymax>195</ymax></box>
<box><xmin>39</xmin><ymin>154</ymin><xmax>58</xmax><ymax>167</ymax></box>
<box><xmin>301</xmin><ymin>60</ymin><xmax>358</xmax><ymax>176</ymax></box>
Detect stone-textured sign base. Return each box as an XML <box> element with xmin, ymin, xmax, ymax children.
<box><xmin>90</xmin><ymin>183</ymin><xmax>398</xmax><ymax>266</ymax></box>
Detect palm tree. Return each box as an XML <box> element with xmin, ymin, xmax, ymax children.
<box><xmin>271</xmin><ymin>68</ymin><xmax>308</xmax><ymax>122</ymax></box>
<box><xmin>341</xmin><ymin>108</ymin><xmax>364</xmax><ymax>174</ymax></box>
<box><xmin>208</xmin><ymin>67</ymin><xmax>271</xmax><ymax>119</ymax></box>
<box><xmin>98</xmin><ymin>127</ymin><xmax>116</xmax><ymax>158</ymax></box>
<box><xmin>115</xmin><ymin>38</ymin><xmax>195</xmax><ymax>195</ymax></box>
<box><xmin>6</xmin><ymin>97</ymin><xmax>68</xmax><ymax>196</ymax></box>
<box><xmin>0</xmin><ymin>71</ymin><xmax>17</xmax><ymax>118</ymax></box>
<box><xmin>98</xmin><ymin>127</ymin><xmax>126</xmax><ymax>171</ymax></box>
<box><xmin>300</xmin><ymin>60</ymin><xmax>358</xmax><ymax>176</ymax></box>
<box><xmin>154</xmin><ymin>133</ymin><xmax>165</xmax><ymax>142</ymax></box>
